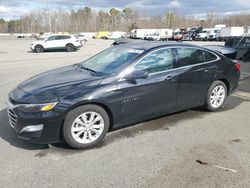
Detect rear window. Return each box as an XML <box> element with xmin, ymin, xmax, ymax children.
<box><xmin>55</xmin><ymin>35</ymin><xmax>71</xmax><ymax>40</ymax></box>
<box><xmin>204</xmin><ymin>51</ymin><xmax>217</xmax><ymax>62</ymax></box>
<box><xmin>177</xmin><ymin>48</ymin><xmax>204</xmax><ymax>67</ymax></box>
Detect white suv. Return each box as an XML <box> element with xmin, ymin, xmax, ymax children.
<box><xmin>31</xmin><ymin>35</ymin><xmax>81</xmax><ymax>53</ymax></box>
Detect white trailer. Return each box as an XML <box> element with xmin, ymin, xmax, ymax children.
<box><xmin>107</xmin><ymin>31</ymin><xmax>126</xmax><ymax>39</ymax></box>
<box><xmin>220</xmin><ymin>27</ymin><xmax>244</xmax><ymax>37</ymax></box>
<box><xmin>131</xmin><ymin>29</ymin><xmax>172</xmax><ymax>40</ymax></box>
<box><xmin>131</xmin><ymin>29</ymin><xmax>157</xmax><ymax>39</ymax></box>
<box><xmin>214</xmin><ymin>24</ymin><xmax>226</xmax><ymax>30</ymax></box>
<box><xmin>157</xmin><ymin>29</ymin><xmax>173</xmax><ymax>40</ymax></box>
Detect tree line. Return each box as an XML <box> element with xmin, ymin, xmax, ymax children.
<box><xmin>0</xmin><ymin>7</ymin><xmax>250</xmax><ymax>33</ymax></box>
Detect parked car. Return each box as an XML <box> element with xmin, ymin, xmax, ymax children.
<box><xmin>93</xmin><ymin>31</ymin><xmax>110</xmax><ymax>39</ymax></box>
<box><xmin>38</xmin><ymin>32</ymin><xmax>52</xmax><ymax>40</ymax></box>
<box><xmin>225</xmin><ymin>35</ymin><xmax>250</xmax><ymax>60</ymax></box>
<box><xmin>173</xmin><ymin>31</ymin><xmax>184</xmax><ymax>40</ymax></box>
<box><xmin>7</xmin><ymin>42</ymin><xmax>240</xmax><ymax>149</ymax></box>
<box><xmin>30</xmin><ymin>35</ymin><xmax>82</xmax><ymax>53</ymax></box>
<box><xmin>185</xmin><ymin>27</ymin><xmax>203</xmax><ymax>40</ymax></box>
<box><xmin>208</xmin><ymin>30</ymin><xmax>221</xmax><ymax>41</ymax></box>
<box><xmin>195</xmin><ymin>30</ymin><xmax>210</xmax><ymax>41</ymax></box>
<box><xmin>106</xmin><ymin>31</ymin><xmax>126</xmax><ymax>39</ymax></box>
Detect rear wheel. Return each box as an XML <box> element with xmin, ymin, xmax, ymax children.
<box><xmin>66</xmin><ymin>44</ymin><xmax>75</xmax><ymax>52</ymax></box>
<box><xmin>63</xmin><ymin>105</ymin><xmax>110</xmax><ymax>149</ymax></box>
<box><xmin>204</xmin><ymin>80</ymin><xmax>227</xmax><ymax>111</ymax></box>
<box><xmin>35</xmin><ymin>45</ymin><xmax>44</xmax><ymax>53</ymax></box>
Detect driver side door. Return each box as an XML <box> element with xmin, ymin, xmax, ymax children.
<box><xmin>116</xmin><ymin>48</ymin><xmax>178</xmax><ymax>124</ymax></box>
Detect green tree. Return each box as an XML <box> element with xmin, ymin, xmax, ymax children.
<box><xmin>109</xmin><ymin>8</ymin><xmax>120</xmax><ymax>31</ymax></box>
<box><xmin>97</xmin><ymin>11</ymin><xmax>111</xmax><ymax>31</ymax></box>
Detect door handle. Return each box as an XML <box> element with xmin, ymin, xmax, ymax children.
<box><xmin>204</xmin><ymin>69</ymin><xmax>209</xmax><ymax>73</ymax></box>
<box><xmin>165</xmin><ymin>75</ymin><xmax>176</xmax><ymax>81</ymax></box>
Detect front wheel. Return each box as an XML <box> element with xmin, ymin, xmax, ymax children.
<box><xmin>63</xmin><ymin>105</ymin><xmax>110</xmax><ymax>149</ymax></box>
<box><xmin>204</xmin><ymin>81</ymin><xmax>227</xmax><ymax>111</ymax></box>
<box><xmin>35</xmin><ymin>45</ymin><xmax>44</xmax><ymax>53</ymax></box>
<box><xmin>66</xmin><ymin>44</ymin><xmax>75</xmax><ymax>52</ymax></box>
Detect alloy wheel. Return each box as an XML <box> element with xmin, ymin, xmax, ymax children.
<box><xmin>71</xmin><ymin>111</ymin><xmax>105</xmax><ymax>144</ymax></box>
<box><xmin>210</xmin><ymin>85</ymin><xmax>226</xmax><ymax>108</ymax></box>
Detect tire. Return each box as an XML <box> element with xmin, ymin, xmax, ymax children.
<box><xmin>35</xmin><ymin>45</ymin><xmax>44</xmax><ymax>53</ymax></box>
<box><xmin>66</xmin><ymin>44</ymin><xmax>75</xmax><ymax>52</ymax></box>
<box><xmin>204</xmin><ymin>80</ymin><xmax>227</xmax><ymax>111</ymax></box>
<box><xmin>63</xmin><ymin>105</ymin><xmax>110</xmax><ymax>149</ymax></box>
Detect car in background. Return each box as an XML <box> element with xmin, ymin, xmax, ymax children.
<box><xmin>208</xmin><ymin>30</ymin><xmax>221</xmax><ymax>41</ymax></box>
<box><xmin>225</xmin><ymin>35</ymin><xmax>250</xmax><ymax>60</ymax></box>
<box><xmin>106</xmin><ymin>31</ymin><xmax>126</xmax><ymax>40</ymax></box>
<box><xmin>93</xmin><ymin>31</ymin><xmax>110</xmax><ymax>39</ymax></box>
<box><xmin>183</xmin><ymin>27</ymin><xmax>203</xmax><ymax>41</ymax></box>
<box><xmin>73</xmin><ymin>33</ymin><xmax>88</xmax><ymax>46</ymax></box>
<box><xmin>173</xmin><ymin>31</ymin><xmax>184</xmax><ymax>40</ymax></box>
<box><xmin>30</xmin><ymin>35</ymin><xmax>81</xmax><ymax>53</ymax></box>
<box><xmin>195</xmin><ymin>30</ymin><xmax>210</xmax><ymax>41</ymax></box>
<box><xmin>38</xmin><ymin>32</ymin><xmax>52</xmax><ymax>40</ymax></box>
<box><xmin>8</xmin><ymin>42</ymin><xmax>240</xmax><ymax>149</ymax></box>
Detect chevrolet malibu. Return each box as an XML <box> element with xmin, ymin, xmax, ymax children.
<box><xmin>7</xmin><ymin>42</ymin><xmax>240</xmax><ymax>149</ymax></box>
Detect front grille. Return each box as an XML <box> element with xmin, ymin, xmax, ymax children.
<box><xmin>6</xmin><ymin>98</ymin><xmax>18</xmax><ymax>128</ymax></box>
<box><xmin>7</xmin><ymin>108</ymin><xmax>18</xmax><ymax>128</ymax></box>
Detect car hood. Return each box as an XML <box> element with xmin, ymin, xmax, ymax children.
<box><xmin>10</xmin><ymin>65</ymin><xmax>103</xmax><ymax>103</ymax></box>
<box><xmin>31</xmin><ymin>41</ymin><xmax>43</xmax><ymax>45</ymax></box>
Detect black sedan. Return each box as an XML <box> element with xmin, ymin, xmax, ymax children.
<box><xmin>6</xmin><ymin>42</ymin><xmax>240</xmax><ymax>149</ymax></box>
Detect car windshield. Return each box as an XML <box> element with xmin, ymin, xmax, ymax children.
<box><xmin>80</xmin><ymin>47</ymin><xmax>144</xmax><ymax>75</ymax></box>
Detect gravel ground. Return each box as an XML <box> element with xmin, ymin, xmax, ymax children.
<box><xmin>0</xmin><ymin>38</ymin><xmax>250</xmax><ymax>188</ymax></box>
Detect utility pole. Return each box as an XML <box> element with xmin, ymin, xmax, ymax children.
<box><xmin>47</xmin><ymin>0</ymin><xmax>52</xmax><ymax>33</ymax></box>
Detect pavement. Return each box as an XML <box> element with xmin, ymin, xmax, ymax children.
<box><xmin>0</xmin><ymin>38</ymin><xmax>250</xmax><ymax>188</ymax></box>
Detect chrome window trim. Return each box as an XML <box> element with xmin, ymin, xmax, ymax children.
<box><xmin>119</xmin><ymin>46</ymin><xmax>220</xmax><ymax>80</ymax></box>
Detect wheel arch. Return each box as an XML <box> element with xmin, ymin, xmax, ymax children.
<box><xmin>217</xmin><ymin>78</ymin><xmax>230</xmax><ymax>96</ymax></box>
<box><xmin>61</xmin><ymin>100</ymin><xmax>114</xmax><ymax>133</ymax></box>
<box><xmin>35</xmin><ymin>44</ymin><xmax>44</xmax><ymax>49</ymax></box>
<box><xmin>66</xmin><ymin>43</ymin><xmax>74</xmax><ymax>47</ymax></box>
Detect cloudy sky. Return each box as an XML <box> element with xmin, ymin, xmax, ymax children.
<box><xmin>0</xmin><ymin>0</ymin><xmax>250</xmax><ymax>20</ymax></box>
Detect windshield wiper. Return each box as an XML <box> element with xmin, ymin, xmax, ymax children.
<box><xmin>80</xmin><ymin>66</ymin><xmax>96</xmax><ymax>76</ymax></box>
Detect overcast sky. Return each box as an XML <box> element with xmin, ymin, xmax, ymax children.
<box><xmin>0</xmin><ymin>0</ymin><xmax>250</xmax><ymax>20</ymax></box>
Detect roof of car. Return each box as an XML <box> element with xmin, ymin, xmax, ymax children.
<box><xmin>119</xmin><ymin>40</ymin><xmax>201</xmax><ymax>50</ymax></box>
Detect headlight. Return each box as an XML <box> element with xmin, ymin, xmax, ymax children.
<box><xmin>17</xmin><ymin>102</ymin><xmax>58</xmax><ymax>112</ymax></box>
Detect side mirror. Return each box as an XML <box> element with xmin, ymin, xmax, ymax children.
<box><xmin>44</xmin><ymin>39</ymin><xmax>48</xmax><ymax>42</ymax></box>
<box><xmin>124</xmin><ymin>70</ymin><xmax>148</xmax><ymax>80</ymax></box>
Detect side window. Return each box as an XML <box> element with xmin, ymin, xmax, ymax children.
<box><xmin>204</xmin><ymin>51</ymin><xmax>217</xmax><ymax>62</ymax></box>
<box><xmin>47</xmin><ymin>36</ymin><xmax>55</xmax><ymax>41</ymax></box>
<box><xmin>55</xmin><ymin>35</ymin><xmax>68</xmax><ymax>40</ymax></box>
<box><xmin>177</xmin><ymin>48</ymin><xmax>204</xmax><ymax>67</ymax></box>
<box><xmin>54</xmin><ymin>36</ymin><xmax>61</xmax><ymax>40</ymax></box>
<box><xmin>133</xmin><ymin>48</ymin><xmax>174</xmax><ymax>74</ymax></box>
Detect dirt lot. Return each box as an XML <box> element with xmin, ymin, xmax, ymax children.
<box><xmin>0</xmin><ymin>38</ymin><xmax>250</xmax><ymax>188</ymax></box>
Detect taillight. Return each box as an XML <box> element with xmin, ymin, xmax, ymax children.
<box><xmin>234</xmin><ymin>62</ymin><xmax>240</xmax><ymax>71</ymax></box>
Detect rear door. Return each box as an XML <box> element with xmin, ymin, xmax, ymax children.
<box><xmin>175</xmin><ymin>47</ymin><xmax>218</xmax><ymax>110</ymax></box>
<box><xmin>54</xmin><ymin>35</ymin><xmax>69</xmax><ymax>48</ymax></box>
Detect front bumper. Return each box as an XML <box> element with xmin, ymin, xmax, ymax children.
<box><xmin>6</xmin><ymin>99</ymin><xmax>64</xmax><ymax>144</ymax></box>
<box><xmin>75</xmin><ymin>44</ymin><xmax>82</xmax><ymax>49</ymax></box>
<box><xmin>30</xmin><ymin>45</ymin><xmax>35</xmax><ymax>51</ymax></box>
